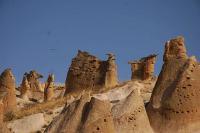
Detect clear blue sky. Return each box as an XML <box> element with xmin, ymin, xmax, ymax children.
<box><xmin>0</xmin><ymin>0</ymin><xmax>200</xmax><ymax>84</ymax></box>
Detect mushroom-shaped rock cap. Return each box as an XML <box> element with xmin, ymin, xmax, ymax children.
<box><xmin>106</xmin><ymin>53</ymin><xmax>116</xmax><ymax>60</ymax></box>
<box><xmin>164</xmin><ymin>36</ymin><xmax>188</xmax><ymax>61</ymax></box>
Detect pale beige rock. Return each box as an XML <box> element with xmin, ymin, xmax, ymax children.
<box><xmin>129</xmin><ymin>54</ymin><xmax>157</xmax><ymax>80</ymax></box>
<box><xmin>44</xmin><ymin>74</ymin><xmax>55</xmax><ymax>102</ymax></box>
<box><xmin>7</xmin><ymin>113</ymin><xmax>45</xmax><ymax>133</ymax></box>
<box><xmin>147</xmin><ymin>36</ymin><xmax>200</xmax><ymax>133</ymax></box>
<box><xmin>0</xmin><ymin>68</ymin><xmax>17</xmax><ymax>114</ymax></box>
<box><xmin>81</xmin><ymin>97</ymin><xmax>115</xmax><ymax>133</ymax></box>
<box><xmin>105</xmin><ymin>53</ymin><xmax>118</xmax><ymax>88</ymax></box>
<box><xmin>0</xmin><ymin>92</ymin><xmax>11</xmax><ymax>133</ymax></box>
<box><xmin>25</xmin><ymin>70</ymin><xmax>43</xmax><ymax>92</ymax></box>
<box><xmin>112</xmin><ymin>89</ymin><xmax>153</xmax><ymax>133</ymax></box>
<box><xmin>44</xmin><ymin>92</ymin><xmax>91</xmax><ymax>133</ymax></box>
<box><xmin>65</xmin><ymin>50</ymin><xmax>118</xmax><ymax>94</ymax></box>
<box><xmin>20</xmin><ymin>76</ymin><xmax>31</xmax><ymax>100</ymax></box>
<box><xmin>24</xmin><ymin>70</ymin><xmax>44</xmax><ymax>101</ymax></box>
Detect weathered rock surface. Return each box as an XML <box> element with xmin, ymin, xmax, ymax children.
<box><xmin>129</xmin><ymin>54</ymin><xmax>157</xmax><ymax>80</ymax></box>
<box><xmin>0</xmin><ymin>92</ymin><xmax>10</xmax><ymax>133</ymax></box>
<box><xmin>20</xmin><ymin>76</ymin><xmax>31</xmax><ymax>100</ymax></box>
<box><xmin>81</xmin><ymin>97</ymin><xmax>115</xmax><ymax>133</ymax></box>
<box><xmin>44</xmin><ymin>74</ymin><xmax>55</xmax><ymax>102</ymax></box>
<box><xmin>147</xmin><ymin>36</ymin><xmax>200</xmax><ymax>133</ymax></box>
<box><xmin>0</xmin><ymin>69</ymin><xmax>17</xmax><ymax>114</ymax></box>
<box><xmin>7</xmin><ymin>113</ymin><xmax>45</xmax><ymax>133</ymax></box>
<box><xmin>45</xmin><ymin>81</ymin><xmax>154</xmax><ymax>133</ymax></box>
<box><xmin>44</xmin><ymin>93</ymin><xmax>91</xmax><ymax>133</ymax></box>
<box><xmin>24</xmin><ymin>70</ymin><xmax>44</xmax><ymax>101</ymax></box>
<box><xmin>65</xmin><ymin>50</ymin><xmax>118</xmax><ymax>94</ymax></box>
<box><xmin>112</xmin><ymin>89</ymin><xmax>153</xmax><ymax>133</ymax></box>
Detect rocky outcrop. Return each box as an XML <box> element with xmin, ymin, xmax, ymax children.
<box><xmin>23</xmin><ymin>70</ymin><xmax>44</xmax><ymax>101</ymax></box>
<box><xmin>81</xmin><ymin>97</ymin><xmax>115</xmax><ymax>133</ymax></box>
<box><xmin>65</xmin><ymin>50</ymin><xmax>118</xmax><ymax>94</ymax></box>
<box><xmin>0</xmin><ymin>92</ymin><xmax>11</xmax><ymax>133</ymax></box>
<box><xmin>20</xmin><ymin>76</ymin><xmax>31</xmax><ymax>100</ymax></box>
<box><xmin>129</xmin><ymin>54</ymin><xmax>157</xmax><ymax>80</ymax></box>
<box><xmin>25</xmin><ymin>70</ymin><xmax>43</xmax><ymax>92</ymax></box>
<box><xmin>0</xmin><ymin>69</ymin><xmax>17</xmax><ymax>114</ymax></box>
<box><xmin>44</xmin><ymin>74</ymin><xmax>55</xmax><ymax>102</ymax></box>
<box><xmin>147</xmin><ymin>36</ymin><xmax>200</xmax><ymax>133</ymax></box>
<box><xmin>45</xmin><ymin>87</ymin><xmax>152</xmax><ymax>133</ymax></box>
<box><xmin>7</xmin><ymin>113</ymin><xmax>45</xmax><ymax>133</ymax></box>
<box><xmin>44</xmin><ymin>93</ymin><xmax>91</xmax><ymax>133</ymax></box>
<box><xmin>112</xmin><ymin>89</ymin><xmax>153</xmax><ymax>133</ymax></box>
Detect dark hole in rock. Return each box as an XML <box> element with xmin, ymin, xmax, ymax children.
<box><xmin>182</xmin><ymin>87</ymin><xmax>186</xmax><ymax>89</ymax></box>
<box><xmin>188</xmin><ymin>84</ymin><xmax>192</xmax><ymax>87</ymax></box>
<box><xmin>191</xmin><ymin>70</ymin><xmax>194</xmax><ymax>72</ymax></box>
<box><xmin>96</xmin><ymin>127</ymin><xmax>100</xmax><ymax>130</ymax></box>
<box><xmin>104</xmin><ymin>119</ymin><xmax>107</xmax><ymax>122</ymax></box>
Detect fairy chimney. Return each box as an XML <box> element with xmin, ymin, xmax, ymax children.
<box><xmin>44</xmin><ymin>74</ymin><xmax>55</xmax><ymax>102</ymax></box>
<box><xmin>147</xmin><ymin>36</ymin><xmax>200</xmax><ymax>133</ymax></box>
<box><xmin>65</xmin><ymin>50</ymin><xmax>118</xmax><ymax>94</ymax></box>
<box><xmin>20</xmin><ymin>75</ymin><xmax>31</xmax><ymax>100</ymax></box>
<box><xmin>129</xmin><ymin>54</ymin><xmax>157</xmax><ymax>80</ymax></box>
<box><xmin>25</xmin><ymin>70</ymin><xmax>43</xmax><ymax>92</ymax></box>
<box><xmin>105</xmin><ymin>53</ymin><xmax>118</xmax><ymax>88</ymax></box>
<box><xmin>0</xmin><ymin>69</ymin><xmax>16</xmax><ymax>114</ymax></box>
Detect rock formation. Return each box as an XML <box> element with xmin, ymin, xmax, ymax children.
<box><xmin>0</xmin><ymin>92</ymin><xmax>10</xmax><ymax>133</ymax></box>
<box><xmin>23</xmin><ymin>70</ymin><xmax>44</xmax><ymax>101</ymax></box>
<box><xmin>65</xmin><ymin>50</ymin><xmax>118</xmax><ymax>94</ymax></box>
<box><xmin>44</xmin><ymin>92</ymin><xmax>91</xmax><ymax>133</ymax></box>
<box><xmin>0</xmin><ymin>69</ymin><xmax>17</xmax><ymax>114</ymax></box>
<box><xmin>45</xmin><ymin>92</ymin><xmax>116</xmax><ymax>133</ymax></box>
<box><xmin>129</xmin><ymin>54</ymin><xmax>157</xmax><ymax>80</ymax></box>
<box><xmin>112</xmin><ymin>89</ymin><xmax>153</xmax><ymax>133</ymax></box>
<box><xmin>147</xmin><ymin>36</ymin><xmax>200</xmax><ymax>133</ymax></box>
<box><xmin>81</xmin><ymin>97</ymin><xmax>115</xmax><ymax>133</ymax></box>
<box><xmin>44</xmin><ymin>74</ymin><xmax>55</xmax><ymax>102</ymax></box>
<box><xmin>20</xmin><ymin>75</ymin><xmax>31</xmax><ymax>100</ymax></box>
<box><xmin>25</xmin><ymin>70</ymin><xmax>43</xmax><ymax>92</ymax></box>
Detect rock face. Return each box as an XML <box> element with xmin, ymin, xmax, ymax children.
<box><xmin>44</xmin><ymin>93</ymin><xmax>91</xmax><ymax>133</ymax></box>
<box><xmin>0</xmin><ymin>69</ymin><xmax>17</xmax><ymax>114</ymax></box>
<box><xmin>0</xmin><ymin>92</ymin><xmax>10</xmax><ymax>133</ymax></box>
<box><xmin>65</xmin><ymin>50</ymin><xmax>118</xmax><ymax>94</ymax></box>
<box><xmin>7</xmin><ymin>113</ymin><xmax>45</xmax><ymax>133</ymax></box>
<box><xmin>81</xmin><ymin>97</ymin><xmax>115</xmax><ymax>133</ymax></box>
<box><xmin>23</xmin><ymin>70</ymin><xmax>44</xmax><ymax>101</ymax></box>
<box><xmin>25</xmin><ymin>70</ymin><xmax>43</xmax><ymax>92</ymax></box>
<box><xmin>44</xmin><ymin>74</ymin><xmax>55</xmax><ymax>102</ymax></box>
<box><xmin>20</xmin><ymin>76</ymin><xmax>31</xmax><ymax>100</ymax></box>
<box><xmin>112</xmin><ymin>89</ymin><xmax>153</xmax><ymax>133</ymax></box>
<box><xmin>129</xmin><ymin>54</ymin><xmax>157</xmax><ymax>80</ymax></box>
<box><xmin>45</xmin><ymin>88</ymin><xmax>152</xmax><ymax>133</ymax></box>
<box><xmin>147</xmin><ymin>36</ymin><xmax>200</xmax><ymax>133</ymax></box>
<box><xmin>45</xmin><ymin>93</ymin><xmax>115</xmax><ymax>133</ymax></box>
